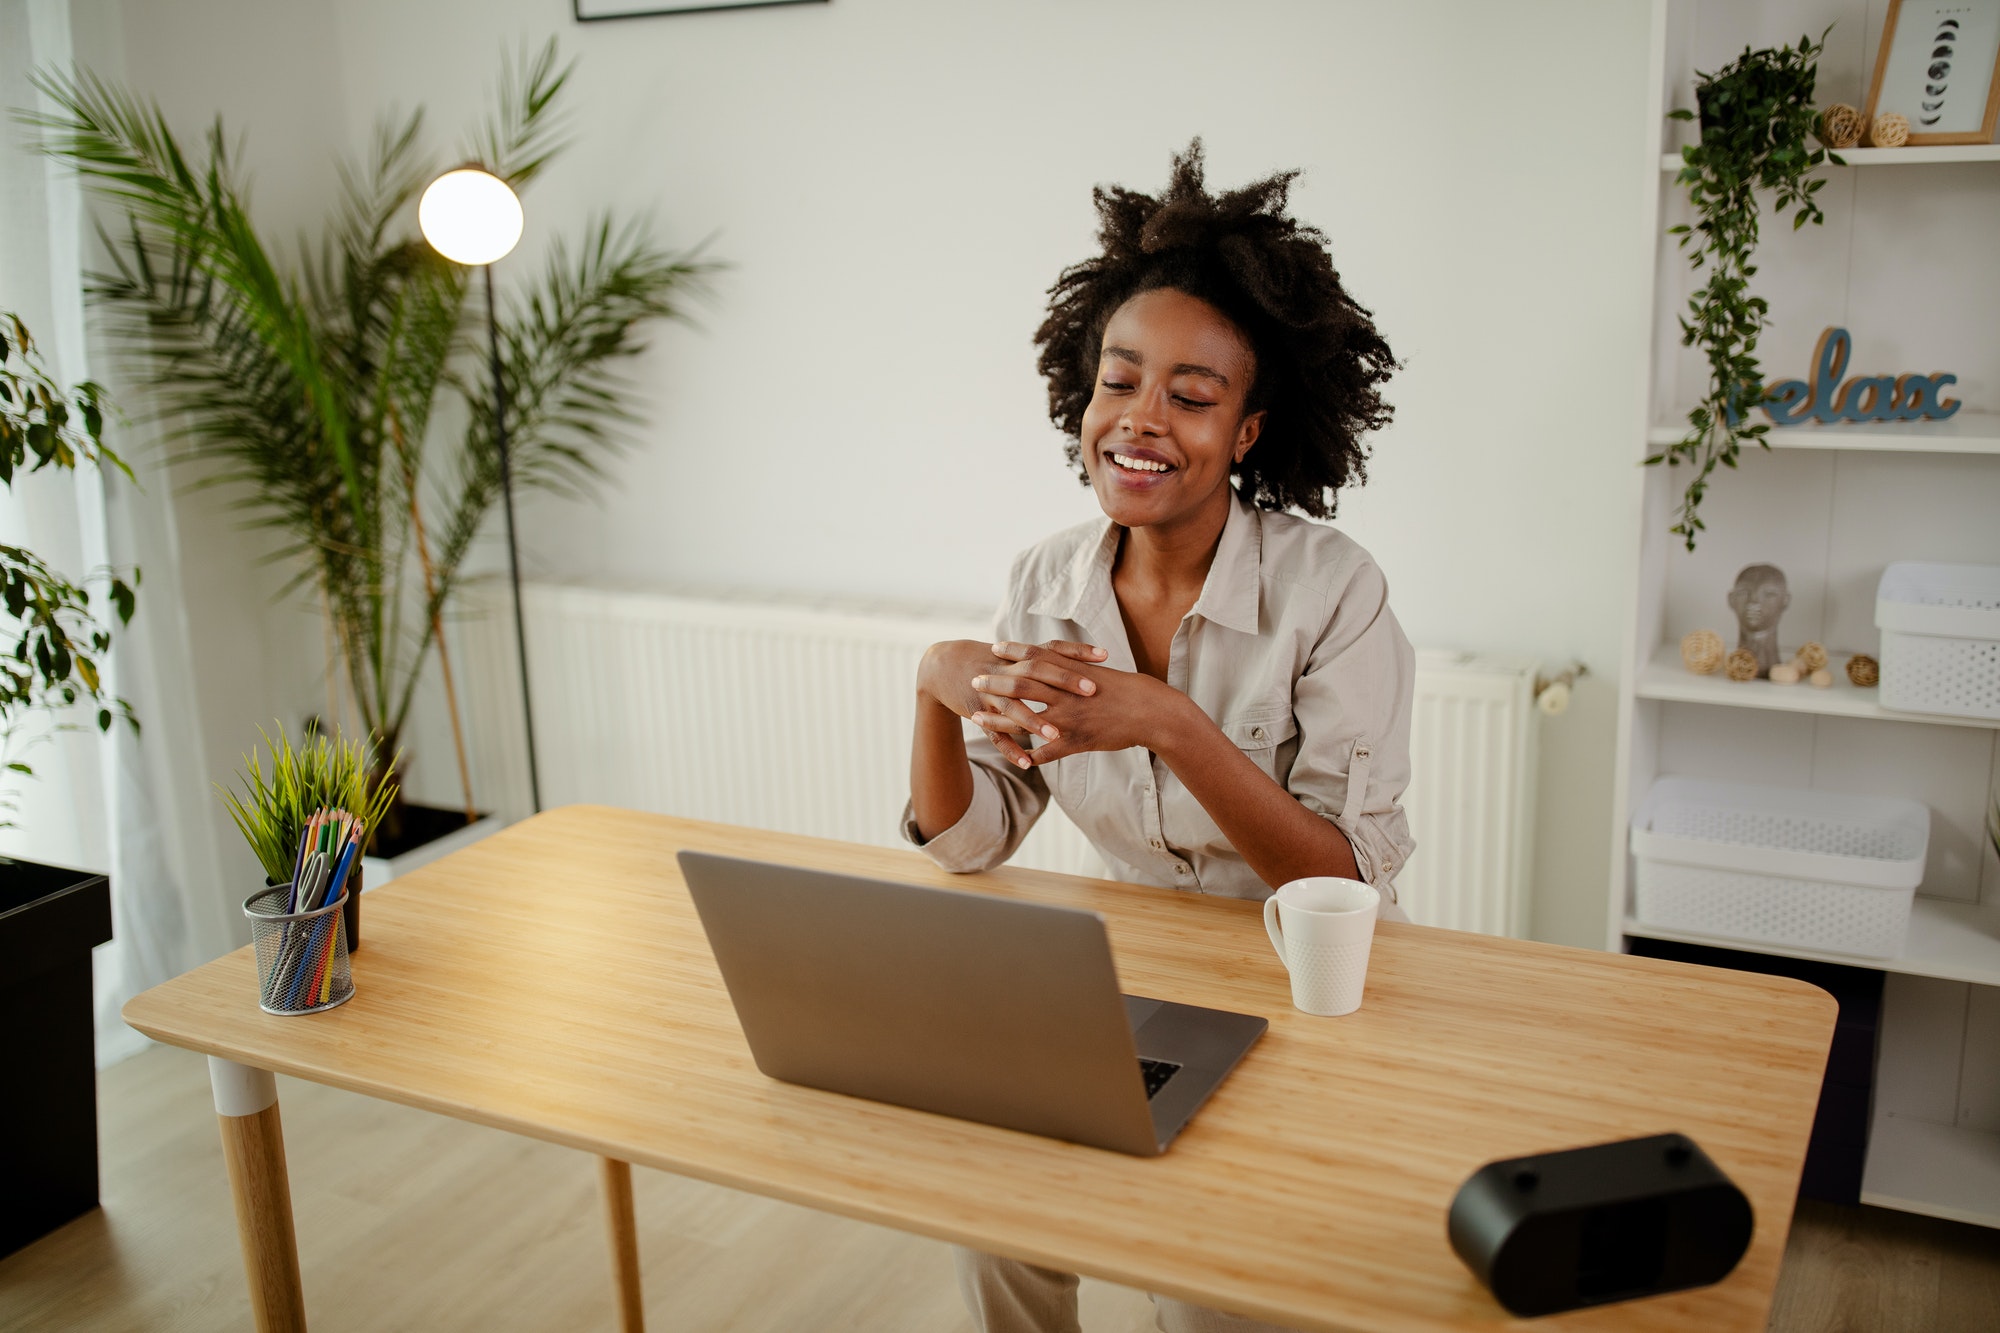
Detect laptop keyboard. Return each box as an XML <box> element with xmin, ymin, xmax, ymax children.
<box><xmin>1139</xmin><ymin>1058</ymin><xmax>1182</xmax><ymax>1100</ymax></box>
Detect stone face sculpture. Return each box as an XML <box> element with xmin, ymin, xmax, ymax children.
<box><xmin>1727</xmin><ymin>564</ymin><xmax>1791</xmax><ymax>679</ymax></box>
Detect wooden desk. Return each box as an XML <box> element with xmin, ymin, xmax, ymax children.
<box><xmin>125</xmin><ymin>807</ymin><xmax>1835</xmax><ymax>1332</ymax></box>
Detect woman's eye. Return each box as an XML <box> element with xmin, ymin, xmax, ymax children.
<box><xmin>1099</xmin><ymin>379</ymin><xmax>1133</xmax><ymax>392</ymax></box>
<box><xmin>1174</xmin><ymin>396</ymin><xmax>1215</xmax><ymax>409</ymax></box>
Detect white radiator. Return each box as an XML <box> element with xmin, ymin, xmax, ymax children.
<box><xmin>452</xmin><ymin>584</ymin><xmax>1538</xmax><ymax>934</ymax></box>
<box><xmin>1402</xmin><ymin>650</ymin><xmax>1538</xmax><ymax>938</ymax></box>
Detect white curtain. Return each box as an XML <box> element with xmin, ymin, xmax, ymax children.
<box><xmin>1</xmin><ymin>0</ymin><xmax>236</xmax><ymax>1067</ymax></box>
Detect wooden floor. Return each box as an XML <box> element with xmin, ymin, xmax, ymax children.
<box><xmin>2</xmin><ymin>1045</ymin><xmax>1996</xmax><ymax>1332</ymax></box>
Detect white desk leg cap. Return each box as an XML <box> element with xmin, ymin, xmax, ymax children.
<box><xmin>209</xmin><ymin>1057</ymin><xmax>278</xmax><ymax>1118</ymax></box>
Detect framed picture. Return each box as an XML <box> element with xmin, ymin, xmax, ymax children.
<box><xmin>1865</xmin><ymin>0</ymin><xmax>2000</xmax><ymax>145</ymax></box>
<box><xmin>574</xmin><ymin>0</ymin><xmax>827</xmax><ymax>19</ymax></box>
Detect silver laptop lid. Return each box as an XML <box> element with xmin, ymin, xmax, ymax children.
<box><xmin>677</xmin><ymin>850</ymin><xmax>1160</xmax><ymax>1155</ymax></box>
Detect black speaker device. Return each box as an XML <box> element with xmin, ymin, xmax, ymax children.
<box><xmin>1447</xmin><ymin>1133</ymin><xmax>1754</xmax><ymax>1317</ymax></box>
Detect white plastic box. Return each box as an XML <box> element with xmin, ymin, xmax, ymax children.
<box><xmin>1876</xmin><ymin>562</ymin><xmax>2000</xmax><ymax>721</ymax></box>
<box><xmin>1630</xmin><ymin>778</ymin><xmax>1929</xmax><ymax>959</ymax></box>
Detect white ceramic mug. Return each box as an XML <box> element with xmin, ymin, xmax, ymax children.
<box><xmin>1263</xmin><ymin>877</ymin><xmax>1380</xmax><ymax>1016</ymax></box>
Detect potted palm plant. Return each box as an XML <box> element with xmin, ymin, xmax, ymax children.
<box><xmin>0</xmin><ymin>312</ymin><xmax>137</xmax><ymax>1256</ymax></box>
<box><xmin>24</xmin><ymin>39</ymin><xmax>714</xmax><ymax>857</ymax></box>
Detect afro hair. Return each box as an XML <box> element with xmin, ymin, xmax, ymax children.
<box><xmin>1034</xmin><ymin>139</ymin><xmax>1396</xmax><ymax>518</ymax></box>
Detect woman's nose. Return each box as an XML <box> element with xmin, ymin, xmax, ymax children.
<box><xmin>1122</xmin><ymin>385</ymin><xmax>1168</xmax><ymax>435</ymax></box>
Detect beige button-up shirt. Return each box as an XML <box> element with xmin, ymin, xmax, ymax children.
<box><xmin>905</xmin><ymin>492</ymin><xmax>1416</xmax><ymax>911</ymax></box>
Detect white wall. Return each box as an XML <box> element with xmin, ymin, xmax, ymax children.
<box><xmin>71</xmin><ymin>0</ymin><xmax>1659</xmax><ymax>947</ymax></box>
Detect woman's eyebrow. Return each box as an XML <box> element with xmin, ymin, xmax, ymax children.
<box><xmin>1101</xmin><ymin>345</ymin><xmax>1229</xmax><ymax>386</ymax></box>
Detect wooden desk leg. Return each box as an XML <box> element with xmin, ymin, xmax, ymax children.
<box><xmin>209</xmin><ymin>1057</ymin><xmax>307</xmax><ymax>1333</ymax></box>
<box><xmin>598</xmin><ymin>1156</ymin><xmax>645</xmax><ymax>1332</ymax></box>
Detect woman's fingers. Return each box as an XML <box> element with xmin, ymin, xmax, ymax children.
<box><xmin>979</xmin><ymin>659</ymin><xmax>1098</xmax><ymax>699</ymax></box>
<box><xmin>980</xmin><ymin>726</ymin><xmax>1035</xmax><ymax>770</ymax></box>
<box><xmin>975</xmin><ymin>696</ymin><xmax>1058</xmax><ymax>741</ymax></box>
<box><xmin>992</xmin><ymin>639</ymin><xmax>1108</xmax><ymax>665</ymax></box>
<box><xmin>1024</xmin><ymin>735</ymin><xmax>1075</xmax><ymax>766</ymax></box>
<box><xmin>973</xmin><ymin>669</ymin><xmax>1094</xmax><ymax>703</ymax></box>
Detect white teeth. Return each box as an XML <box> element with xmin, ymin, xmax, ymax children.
<box><xmin>1111</xmin><ymin>453</ymin><xmax>1170</xmax><ymax>473</ymax></box>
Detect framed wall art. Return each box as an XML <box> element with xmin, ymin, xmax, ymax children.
<box><xmin>1865</xmin><ymin>0</ymin><xmax>2000</xmax><ymax>144</ymax></box>
<box><xmin>574</xmin><ymin>0</ymin><xmax>827</xmax><ymax>20</ymax></box>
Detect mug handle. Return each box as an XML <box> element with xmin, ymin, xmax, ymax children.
<box><xmin>1264</xmin><ymin>895</ymin><xmax>1289</xmax><ymax>972</ymax></box>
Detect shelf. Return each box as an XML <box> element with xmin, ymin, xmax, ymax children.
<box><xmin>1645</xmin><ymin>414</ymin><xmax>2000</xmax><ymax>456</ymax></box>
<box><xmin>1635</xmin><ymin>646</ymin><xmax>2000</xmax><ymax>730</ymax></box>
<box><xmin>1861</xmin><ymin>1113</ymin><xmax>2000</xmax><ymax>1229</ymax></box>
<box><xmin>1660</xmin><ymin>144</ymin><xmax>2000</xmax><ymax>169</ymax></box>
<box><xmin>1623</xmin><ymin>897</ymin><xmax>2000</xmax><ymax>988</ymax></box>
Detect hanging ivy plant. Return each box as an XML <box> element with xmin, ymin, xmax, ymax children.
<box><xmin>1649</xmin><ymin>28</ymin><xmax>1838</xmax><ymax>550</ymax></box>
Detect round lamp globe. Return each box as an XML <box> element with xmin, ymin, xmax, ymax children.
<box><xmin>419</xmin><ymin>169</ymin><xmax>523</xmax><ymax>267</ymax></box>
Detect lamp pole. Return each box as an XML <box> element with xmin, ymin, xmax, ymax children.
<box><xmin>420</xmin><ymin>165</ymin><xmax>540</xmax><ymax>815</ymax></box>
<box><xmin>486</xmin><ymin>262</ymin><xmax>542</xmax><ymax>813</ymax></box>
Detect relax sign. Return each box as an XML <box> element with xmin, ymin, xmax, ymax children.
<box><xmin>1754</xmin><ymin>327</ymin><xmax>1960</xmax><ymax>425</ymax></box>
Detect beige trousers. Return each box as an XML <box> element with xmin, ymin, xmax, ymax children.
<box><xmin>954</xmin><ymin>1249</ymin><xmax>1300</xmax><ymax>1333</ymax></box>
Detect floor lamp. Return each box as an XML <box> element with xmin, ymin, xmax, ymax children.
<box><xmin>418</xmin><ymin>167</ymin><xmax>542</xmax><ymax>813</ymax></box>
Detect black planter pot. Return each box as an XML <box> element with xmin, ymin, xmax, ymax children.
<box><xmin>1695</xmin><ymin>82</ymin><xmax>1718</xmax><ymax>133</ymax></box>
<box><xmin>0</xmin><ymin>857</ymin><xmax>112</xmax><ymax>1258</ymax></box>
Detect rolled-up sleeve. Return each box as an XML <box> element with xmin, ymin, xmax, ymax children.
<box><xmin>1285</xmin><ymin>558</ymin><xmax>1417</xmax><ymax>900</ymax></box>
<box><xmin>899</xmin><ymin>718</ymin><xmax>1049</xmax><ymax>872</ymax></box>
<box><xmin>899</xmin><ymin>555</ymin><xmax>1051</xmax><ymax>872</ymax></box>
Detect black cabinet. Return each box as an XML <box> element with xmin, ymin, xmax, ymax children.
<box><xmin>0</xmin><ymin>858</ymin><xmax>113</xmax><ymax>1257</ymax></box>
<box><xmin>1625</xmin><ymin>936</ymin><xmax>1882</xmax><ymax>1206</ymax></box>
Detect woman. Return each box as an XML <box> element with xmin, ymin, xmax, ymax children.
<box><xmin>904</xmin><ymin>142</ymin><xmax>1415</xmax><ymax>1333</ymax></box>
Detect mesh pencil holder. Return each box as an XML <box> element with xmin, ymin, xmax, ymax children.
<box><xmin>245</xmin><ymin>884</ymin><xmax>355</xmax><ymax>1015</ymax></box>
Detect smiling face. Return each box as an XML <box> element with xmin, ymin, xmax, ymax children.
<box><xmin>1079</xmin><ymin>287</ymin><xmax>1265</xmax><ymax>535</ymax></box>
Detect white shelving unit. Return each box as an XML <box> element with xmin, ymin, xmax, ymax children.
<box><xmin>1625</xmin><ymin>897</ymin><xmax>2000</xmax><ymax>989</ymax></box>
<box><xmin>1634</xmin><ymin>645</ymin><xmax>2000</xmax><ymax>729</ymax></box>
<box><xmin>1615</xmin><ymin>0</ymin><xmax>2000</xmax><ymax>1230</ymax></box>
<box><xmin>1660</xmin><ymin>142</ymin><xmax>2000</xmax><ymax>168</ymax></box>
<box><xmin>1647</xmin><ymin>412</ymin><xmax>2000</xmax><ymax>455</ymax></box>
<box><xmin>1860</xmin><ymin>1116</ymin><xmax>2000</xmax><ymax>1230</ymax></box>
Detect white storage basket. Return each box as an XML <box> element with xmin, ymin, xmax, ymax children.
<box><xmin>1876</xmin><ymin>562</ymin><xmax>2000</xmax><ymax>720</ymax></box>
<box><xmin>1630</xmin><ymin>778</ymin><xmax>1929</xmax><ymax>958</ymax></box>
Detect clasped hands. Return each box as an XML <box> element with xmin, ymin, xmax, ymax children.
<box><xmin>919</xmin><ymin>638</ymin><xmax>1184</xmax><ymax>770</ymax></box>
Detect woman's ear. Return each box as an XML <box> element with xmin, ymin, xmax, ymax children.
<box><xmin>1233</xmin><ymin>410</ymin><xmax>1267</xmax><ymax>464</ymax></box>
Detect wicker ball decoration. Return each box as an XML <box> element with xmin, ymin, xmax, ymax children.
<box><xmin>1681</xmin><ymin>629</ymin><xmax>1726</xmax><ymax>675</ymax></box>
<box><xmin>1817</xmin><ymin>103</ymin><xmax>1864</xmax><ymax>149</ymax></box>
<box><xmin>1797</xmin><ymin>641</ymin><xmax>1829</xmax><ymax>672</ymax></box>
<box><xmin>1725</xmin><ymin>648</ymin><xmax>1760</xmax><ymax>682</ymax></box>
<box><xmin>1868</xmin><ymin>112</ymin><xmax>1910</xmax><ymax>148</ymax></box>
<box><xmin>1847</xmin><ymin>653</ymin><xmax>1880</xmax><ymax>687</ymax></box>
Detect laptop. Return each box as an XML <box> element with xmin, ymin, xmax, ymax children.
<box><xmin>676</xmin><ymin>851</ymin><xmax>1267</xmax><ymax>1156</ymax></box>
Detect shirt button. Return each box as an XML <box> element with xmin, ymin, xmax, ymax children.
<box><xmin>1150</xmin><ymin>838</ymin><xmax>1164</xmax><ymax>851</ymax></box>
<box><xmin>1173</xmin><ymin>864</ymin><xmax>1189</xmax><ymax>875</ymax></box>
<box><xmin>1251</xmin><ymin>726</ymin><xmax>1266</xmax><ymax>741</ymax></box>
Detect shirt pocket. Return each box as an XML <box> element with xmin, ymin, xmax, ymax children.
<box><xmin>1221</xmin><ymin>708</ymin><xmax>1297</xmax><ymax>780</ymax></box>
<box><xmin>1049</xmin><ymin>749</ymin><xmax>1089</xmax><ymax>814</ymax></box>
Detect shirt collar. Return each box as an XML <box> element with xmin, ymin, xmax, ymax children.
<box><xmin>1031</xmin><ymin>516</ymin><xmax>1120</xmax><ymax>628</ymax></box>
<box><xmin>1190</xmin><ymin>491</ymin><xmax>1262</xmax><ymax>634</ymax></box>
<box><xmin>1029</xmin><ymin>490</ymin><xmax>1262</xmax><ymax>636</ymax></box>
